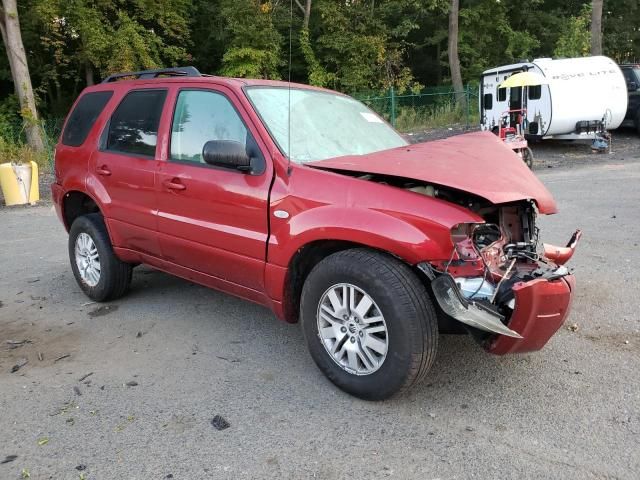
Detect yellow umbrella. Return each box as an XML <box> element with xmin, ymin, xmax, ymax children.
<box><xmin>500</xmin><ymin>71</ymin><xmax>549</xmax><ymax>88</ymax></box>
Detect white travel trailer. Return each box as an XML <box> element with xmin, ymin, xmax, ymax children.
<box><xmin>479</xmin><ymin>56</ymin><xmax>628</xmax><ymax>140</ymax></box>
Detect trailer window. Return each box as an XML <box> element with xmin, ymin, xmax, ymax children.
<box><xmin>497</xmin><ymin>87</ymin><xmax>507</xmax><ymax>102</ymax></box>
<box><xmin>528</xmin><ymin>85</ymin><xmax>542</xmax><ymax>100</ymax></box>
<box><xmin>510</xmin><ymin>87</ymin><xmax>522</xmax><ymax>104</ymax></box>
<box><xmin>483</xmin><ymin>93</ymin><xmax>493</xmax><ymax>110</ymax></box>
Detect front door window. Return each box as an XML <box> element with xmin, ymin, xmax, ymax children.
<box><xmin>170</xmin><ymin>90</ymin><xmax>247</xmax><ymax>164</ymax></box>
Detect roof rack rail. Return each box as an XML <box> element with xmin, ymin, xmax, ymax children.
<box><xmin>101</xmin><ymin>66</ymin><xmax>201</xmax><ymax>83</ymax></box>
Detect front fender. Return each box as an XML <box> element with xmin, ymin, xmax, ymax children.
<box><xmin>268</xmin><ymin>204</ymin><xmax>461</xmax><ymax>267</ymax></box>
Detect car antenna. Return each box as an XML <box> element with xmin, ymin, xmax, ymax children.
<box><xmin>287</xmin><ymin>0</ymin><xmax>293</xmax><ymax>175</ymax></box>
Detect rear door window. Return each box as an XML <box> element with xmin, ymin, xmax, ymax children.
<box><xmin>106</xmin><ymin>90</ymin><xmax>167</xmax><ymax>157</ymax></box>
<box><xmin>62</xmin><ymin>91</ymin><xmax>113</xmax><ymax>147</ymax></box>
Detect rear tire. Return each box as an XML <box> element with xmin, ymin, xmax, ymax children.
<box><xmin>300</xmin><ymin>249</ymin><xmax>438</xmax><ymax>400</ymax></box>
<box><xmin>69</xmin><ymin>213</ymin><xmax>132</xmax><ymax>302</ymax></box>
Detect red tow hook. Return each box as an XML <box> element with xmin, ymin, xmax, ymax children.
<box><xmin>543</xmin><ymin>229</ymin><xmax>582</xmax><ymax>265</ymax></box>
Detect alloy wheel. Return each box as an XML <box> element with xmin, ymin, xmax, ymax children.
<box><xmin>316</xmin><ymin>283</ymin><xmax>389</xmax><ymax>375</ymax></box>
<box><xmin>75</xmin><ymin>232</ymin><xmax>101</xmax><ymax>287</ymax></box>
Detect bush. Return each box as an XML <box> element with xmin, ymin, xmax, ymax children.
<box><xmin>0</xmin><ymin>96</ymin><xmax>54</xmax><ymax>171</ymax></box>
<box><xmin>0</xmin><ymin>136</ymin><xmax>49</xmax><ymax>170</ymax></box>
<box><xmin>395</xmin><ymin>101</ymin><xmax>479</xmax><ymax>132</ymax></box>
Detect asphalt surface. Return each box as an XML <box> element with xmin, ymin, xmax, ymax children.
<box><xmin>1</xmin><ymin>142</ymin><xmax>639</xmax><ymax>479</ymax></box>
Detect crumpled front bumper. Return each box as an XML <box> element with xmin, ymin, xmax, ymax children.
<box><xmin>487</xmin><ymin>275</ymin><xmax>575</xmax><ymax>355</ymax></box>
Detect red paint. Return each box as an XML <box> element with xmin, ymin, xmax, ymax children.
<box><xmin>488</xmin><ymin>275</ymin><xmax>575</xmax><ymax>355</ymax></box>
<box><xmin>308</xmin><ymin>131</ymin><xmax>557</xmax><ymax>214</ymax></box>
<box><xmin>53</xmin><ymin>75</ymin><xmax>575</xmax><ymax>355</ymax></box>
<box><xmin>543</xmin><ymin>229</ymin><xmax>582</xmax><ymax>266</ymax></box>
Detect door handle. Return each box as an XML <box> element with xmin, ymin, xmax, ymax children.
<box><xmin>163</xmin><ymin>178</ymin><xmax>186</xmax><ymax>191</ymax></box>
<box><xmin>96</xmin><ymin>165</ymin><xmax>111</xmax><ymax>176</ymax></box>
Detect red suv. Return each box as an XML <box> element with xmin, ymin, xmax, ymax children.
<box><xmin>52</xmin><ymin>67</ymin><xmax>579</xmax><ymax>400</ymax></box>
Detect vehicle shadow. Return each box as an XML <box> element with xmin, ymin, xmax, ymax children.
<box><xmin>120</xmin><ymin>266</ymin><xmax>552</xmax><ymax>410</ymax></box>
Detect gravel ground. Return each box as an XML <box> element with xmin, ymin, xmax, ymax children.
<box><xmin>1</xmin><ymin>136</ymin><xmax>639</xmax><ymax>479</ymax></box>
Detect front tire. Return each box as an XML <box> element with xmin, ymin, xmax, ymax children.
<box><xmin>300</xmin><ymin>249</ymin><xmax>438</xmax><ymax>400</ymax></box>
<box><xmin>69</xmin><ymin>213</ymin><xmax>132</xmax><ymax>302</ymax></box>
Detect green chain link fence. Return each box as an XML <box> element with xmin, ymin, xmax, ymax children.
<box><xmin>355</xmin><ymin>84</ymin><xmax>479</xmax><ymax>132</ymax></box>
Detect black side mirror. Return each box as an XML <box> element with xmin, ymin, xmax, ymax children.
<box><xmin>628</xmin><ymin>82</ymin><xmax>638</xmax><ymax>92</ymax></box>
<box><xmin>202</xmin><ymin>140</ymin><xmax>252</xmax><ymax>172</ymax></box>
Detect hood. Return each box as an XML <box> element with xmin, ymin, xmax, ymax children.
<box><xmin>307</xmin><ymin>131</ymin><xmax>557</xmax><ymax>214</ymax></box>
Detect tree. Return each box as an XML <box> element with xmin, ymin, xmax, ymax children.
<box><xmin>603</xmin><ymin>0</ymin><xmax>640</xmax><ymax>62</ymax></box>
<box><xmin>591</xmin><ymin>0</ymin><xmax>603</xmax><ymax>55</ymax></box>
<box><xmin>0</xmin><ymin>0</ymin><xmax>44</xmax><ymax>151</ymax></box>
<box><xmin>554</xmin><ymin>4</ymin><xmax>591</xmax><ymax>58</ymax></box>
<box><xmin>219</xmin><ymin>0</ymin><xmax>282</xmax><ymax>79</ymax></box>
<box><xmin>19</xmin><ymin>0</ymin><xmax>192</xmax><ymax>115</ymax></box>
<box><xmin>295</xmin><ymin>0</ymin><xmax>312</xmax><ymax>30</ymax></box>
<box><xmin>447</xmin><ymin>0</ymin><xmax>464</xmax><ymax>103</ymax></box>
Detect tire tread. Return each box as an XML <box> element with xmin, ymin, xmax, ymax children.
<box><xmin>69</xmin><ymin>213</ymin><xmax>132</xmax><ymax>302</ymax></box>
<box><xmin>301</xmin><ymin>248</ymin><xmax>438</xmax><ymax>399</ymax></box>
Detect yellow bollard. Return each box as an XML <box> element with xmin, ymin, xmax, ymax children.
<box><xmin>0</xmin><ymin>161</ymin><xmax>39</xmax><ymax>206</ymax></box>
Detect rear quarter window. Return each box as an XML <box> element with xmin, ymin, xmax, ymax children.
<box><xmin>62</xmin><ymin>91</ymin><xmax>113</xmax><ymax>147</ymax></box>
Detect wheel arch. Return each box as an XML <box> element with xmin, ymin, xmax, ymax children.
<box><xmin>280</xmin><ymin>239</ymin><xmax>442</xmax><ymax>325</ymax></box>
<box><xmin>271</xmin><ymin>207</ymin><xmax>457</xmax><ymax>324</ymax></box>
<box><xmin>62</xmin><ymin>190</ymin><xmax>102</xmax><ymax>230</ymax></box>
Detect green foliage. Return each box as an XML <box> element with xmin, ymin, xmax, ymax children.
<box><xmin>1</xmin><ymin>0</ymin><xmax>639</xmax><ymax>147</ymax></box>
<box><xmin>394</xmin><ymin>101</ymin><xmax>479</xmax><ymax>132</ymax></box>
<box><xmin>0</xmin><ymin>96</ymin><xmax>58</xmax><ymax>170</ymax></box>
<box><xmin>0</xmin><ymin>136</ymin><xmax>50</xmax><ymax>170</ymax></box>
<box><xmin>309</xmin><ymin>0</ymin><xmax>422</xmax><ymax>93</ymax></box>
<box><xmin>457</xmin><ymin>0</ymin><xmax>540</xmax><ymax>81</ymax></box>
<box><xmin>18</xmin><ymin>0</ymin><xmax>193</xmax><ymax>115</ymax></box>
<box><xmin>0</xmin><ymin>95</ymin><xmax>22</xmax><ymax>143</ymax></box>
<box><xmin>554</xmin><ymin>4</ymin><xmax>592</xmax><ymax>58</ymax></box>
<box><xmin>299</xmin><ymin>28</ymin><xmax>334</xmax><ymax>87</ymax></box>
<box><xmin>221</xmin><ymin>47</ymin><xmax>281</xmax><ymax>79</ymax></box>
<box><xmin>358</xmin><ymin>84</ymin><xmax>478</xmax><ymax>132</ymax></box>
<box><xmin>219</xmin><ymin>0</ymin><xmax>282</xmax><ymax>79</ymax></box>
<box><xmin>603</xmin><ymin>0</ymin><xmax>640</xmax><ymax>62</ymax></box>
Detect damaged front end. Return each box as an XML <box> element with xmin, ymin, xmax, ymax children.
<box><xmin>421</xmin><ymin>201</ymin><xmax>580</xmax><ymax>355</ymax></box>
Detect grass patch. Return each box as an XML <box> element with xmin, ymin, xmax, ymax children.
<box><xmin>395</xmin><ymin>101</ymin><xmax>479</xmax><ymax>133</ymax></box>
<box><xmin>0</xmin><ymin>136</ymin><xmax>50</xmax><ymax>172</ymax></box>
